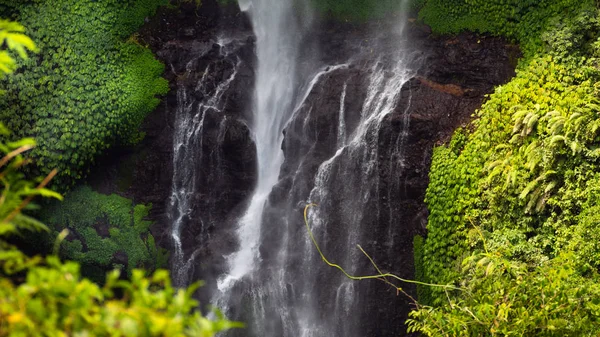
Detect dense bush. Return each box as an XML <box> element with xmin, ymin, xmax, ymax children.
<box><xmin>39</xmin><ymin>186</ymin><xmax>168</xmax><ymax>282</ymax></box>
<box><xmin>0</xmin><ymin>0</ymin><xmax>169</xmax><ymax>186</ymax></box>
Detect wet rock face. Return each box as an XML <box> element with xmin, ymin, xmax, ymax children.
<box><xmin>140</xmin><ymin>3</ymin><xmax>258</xmax><ymax>290</ymax></box>
<box><xmin>254</xmin><ymin>21</ymin><xmax>518</xmax><ymax>336</ymax></box>
<box><xmin>91</xmin><ymin>4</ymin><xmax>518</xmax><ymax>336</ymax></box>
<box><xmin>89</xmin><ymin>0</ymin><xmax>258</xmax><ymax>286</ymax></box>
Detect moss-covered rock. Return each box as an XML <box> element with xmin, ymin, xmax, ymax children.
<box><xmin>40</xmin><ymin>186</ymin><xmax>167</xmax><ymax>283</ymax></box>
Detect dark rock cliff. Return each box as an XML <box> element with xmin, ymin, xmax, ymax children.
<box><xmin>90</xmin><ymin>1</ymin><xmax>518</xmax><ymax>335</ymax></box>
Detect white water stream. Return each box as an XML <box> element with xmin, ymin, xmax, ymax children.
<box><xmin>216</xmin><ymin>0</ymin><xmax>312</xmax><ymax>292</ymax></box>
<box><xmin>169</xmin><ymin>44</ymin><xmax>241</xmax><ymax>288</ymax></box>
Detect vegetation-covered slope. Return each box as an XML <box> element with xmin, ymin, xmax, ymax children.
<box><xmin>410</xmin><ymin>0</ymin><xmax>600</xmax><ymax>335</ymax></box>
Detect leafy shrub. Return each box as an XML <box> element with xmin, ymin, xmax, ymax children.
<box><xmin>40</xmin><ymin>186</ymin><xmax>168</xmax><ymax>282</ymax></box>
<box><xmin>0</xmin><ymin>0</ymin><xmax>169</xmax><ymax>186</ymax></box>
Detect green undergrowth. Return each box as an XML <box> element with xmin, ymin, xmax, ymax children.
<box><xmin>0</xmin><ymin>0</ymin><xmax>169</xmax><ymax>187</ymax></box>
<box><xmin>40</xmin><ymin>186</ymin><xmax>168</xmax><ymax>283</ymax></box>
<box><xmin>410</xmin><ymin>1</ymin><xmax>600</xmax><ymax>335</ymax></box>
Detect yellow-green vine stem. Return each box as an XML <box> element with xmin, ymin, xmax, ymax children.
<box><xmin>303</xmin><ymin>204</ymin><xmax>460</xmax><ymax>293</ymax></box>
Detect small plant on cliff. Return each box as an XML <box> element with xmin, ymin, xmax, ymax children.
<box><xmin>40</xmin><ymin>185</ymin><xmax>168</xmax><ymax>282</ymax></box>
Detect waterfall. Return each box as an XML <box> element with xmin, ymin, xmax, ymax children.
<box><xmin>206</xmin><ymin>0</ymin><xmax>423</xmax><ymax>335</ymax></box>
<box><xmin>337</xmin><ymin>83</ymin><xmax>348</xmax><ymax>148</ymax></box>
<box><xmin>169</xmin><ymin>42</ymin><xmax>241</xmax><ymax>288</ymax></box>
<box><xmin>303</xmin><ymin>56</ymin><xmax>417</xmax><ymax>336</ymax></box>
<box><xmin>216</xmin><ymin>0</ymin><xmax>312</xmax><ymax>292</ymax></box>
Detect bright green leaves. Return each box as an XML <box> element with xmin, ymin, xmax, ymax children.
<box><xmin>0</xmin><ymin>20</ymin><xmax>36</xmax><ymax>59</ymax></box>
<box><xmin>0</xmin><ymin>258</ymin><xmax>242</xmax><ymax>337</ymax></box>
<box><xmin>0</xmin><ymin>52</ymin><xmax>15</xmax><ymax>76</ymax></box>
<box><xmin>0</xmin><ymin>19</ymin><xmax>36</xmax><ymax>77</ymax></box>
<box><xmin>0</xmin><ymin>0</ymin><xmax>168</xmax><ymax>186</ymax></box>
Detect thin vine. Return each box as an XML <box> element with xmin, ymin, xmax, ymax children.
<box><xmin>303</xmin><ymin>204</ymin><xmax>460</xmax><ymax>296</ymax></box>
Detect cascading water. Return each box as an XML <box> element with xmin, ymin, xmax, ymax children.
<box><xmin>216</xmin><ymin>0</ymin><xmax>312</xmax><ymax>293</ymax></box>
<box><xmin>169</xmin><ymin>41</ymin><xmax>241</xmax><ymax>288</ymax></box>
<box><xmin>303</xmin><ymin>56</ymin><xmax>418</xmax><ymax>337</ymax></box>
<box><xmin>203</xmin><ymin>0</ymin><xmax>423</xmax><ymax>335</ymax></box>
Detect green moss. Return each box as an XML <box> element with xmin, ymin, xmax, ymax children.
<box><xmin>0</xmin><ymin>0</ymin><xmax>169</xmax><ymax>187</ymax></box>
<box><xmin>40</xmin><ymin>186</ymin><xmax>166</xmax><ymax>281</ymax></box>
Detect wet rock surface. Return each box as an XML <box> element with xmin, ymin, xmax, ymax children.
<box><xmin>90</xmin><ymin>3</ymin><xmax>518</xmax><ymax>336</ymax></box>
<box><xmin>250</xmin><ymin>19</ymin><xmax>519</xmax><ymax>336</ymax></box>
<box><xmin>89</xmin><ymin>0</ymin><xmax>257</xmax><ymax>293</ymax></box>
